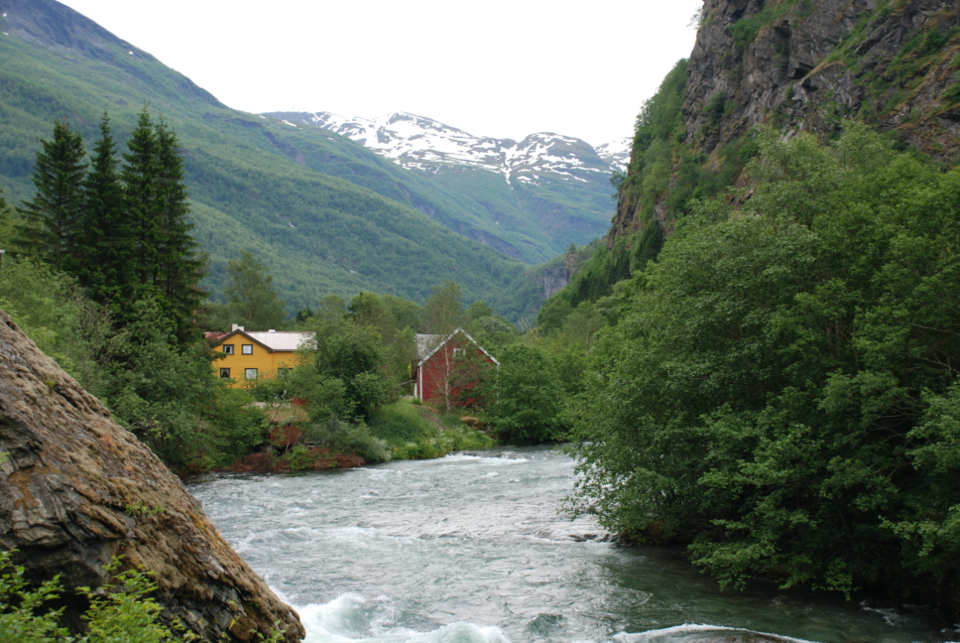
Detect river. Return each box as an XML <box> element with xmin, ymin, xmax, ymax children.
<box><xmin>188</xmin><ymin>447</ymin><xmax>960</xmax><ymax>643</ymax></box>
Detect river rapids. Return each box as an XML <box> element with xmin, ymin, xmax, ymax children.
<box><xmin>188</xmin><ymin>447</ymin><xmax>960</xmax><ymax>643</ymax></box>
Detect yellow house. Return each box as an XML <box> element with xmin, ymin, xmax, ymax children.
<box><xmin>210</xmin><ymin>324</ymin><xmax>315</xmax><ymax>386</ymax></box>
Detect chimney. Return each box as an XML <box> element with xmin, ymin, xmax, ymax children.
<box><xmin>268</xmin><ymin>329</ymin><xmax>276</xmax><ymax>333</ymax></box>
<box><xmin>232</xmin><ymin>324</ymin><xmax>244</xmax><ymax>332</ymax></box>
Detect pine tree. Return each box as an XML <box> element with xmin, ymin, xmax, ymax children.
<box><xmin>154</xmin><ymin>116</ymin><xmax>205</xmax><ymax>343</ymax></box>
<box><xmin>16</xmin><ymin>119</ymin><xmax>87</xmax><ymax>271</ymax></box>
<box><xmin>78</xmin><ymin>113</ymin><xmax>133</xmax><ymax>314</ymax></box>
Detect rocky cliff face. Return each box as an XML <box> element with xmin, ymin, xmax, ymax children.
<box><xmin>611</xmin><ymin>0</ymin><xmax>960</xmax><ymax>239</ymax></box>
<box><xmin>0</xmin><ymin>311</ymin><xmax>304</xmax><ymax>641</ymax></box>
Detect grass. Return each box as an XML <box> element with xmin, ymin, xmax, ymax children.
<box><xmin>369</xmin><ymin>398</ymin><xmax>495</xmax><ymax>460</ymax></box>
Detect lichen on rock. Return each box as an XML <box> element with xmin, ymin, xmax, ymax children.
<box><xmin>0</xmin><ymin>310</ymin><xmax>304</xmax><ymax>641</ymax></box>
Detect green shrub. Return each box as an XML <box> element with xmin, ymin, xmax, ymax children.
<box><xmin>0</xmin><ymin>550</ymin><xmax>175</xmax><ymax>642</ymax></box>
<box><xmin>369</xmin><ymin>400</ymin><xmax>493</xmax><ymax>459</ymax></box>
<box><xmin>302</xmin><ymin>416</ymin><xmax>390</xmax><ymax>464</ymax></box>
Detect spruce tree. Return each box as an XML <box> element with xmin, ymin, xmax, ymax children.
<box><xmin>154</xmin><ymin>116</ymin><xmax>205</xmax><ymax>344</ymax></box>
<box><xmin>78</xmin><ymin>113</ymin><xmax>132</xmax><ymax>313</ymax></box>
<box><xmin>16</xmin><ymin>119</ymin><xmax>87</xmax><ymax>271</ymax></box>
<box><xmin>122</xmin><ymin>107</ymin><xmax>162</xmax><ymax>301</ymax></box>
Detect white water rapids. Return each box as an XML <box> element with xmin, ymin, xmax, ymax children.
<box><xmin>187</xmin><ymin>447</ymin><xmax>960</xmax><ymax>643</ymax></box>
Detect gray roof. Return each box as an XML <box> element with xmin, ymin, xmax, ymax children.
<box><xmin>414</xmin><ymin>329</ymin><xmax>500</xmax><ymax>367</ymax></box>
<box><xmin>242</xmin><ymin>331</ymin><xmax>315</xmax><ymax>352</ymax></box>
<box><xmin>415</xmin><ymin>334</ymin><xmax>442</xmax><ymax>360</ymax></box>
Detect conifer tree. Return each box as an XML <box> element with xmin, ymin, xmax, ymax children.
<box><xmin>122</xmin><ymin>107</ymin><xmax>162</xmax><ymax>300</ymax></box>
<box><xmin>16</xmin><ymin>119</ymin><xmax>87</xmax><ymax>271</ymax></box>
<box><xmin>154</xmin><ymin>116</ymin><xmax>204</xmax><ymax>343</ymax></box>
<box><xmin>78</xmin><ymin>113</ymin><xmax>132</xmax><ymax>313</ymax></box>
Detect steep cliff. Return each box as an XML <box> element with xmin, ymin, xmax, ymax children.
<box><xmin>0</xmin><ymin>311</ymin><xmax>304</xmax><ymax>641</ymax></box>
<box><xmin>611</xmin><ymin>0</ymin><xmax>960</xmax><ymax>239</ymax></box>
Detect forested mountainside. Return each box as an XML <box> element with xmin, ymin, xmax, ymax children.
<box><xmin>0</xmin><ymin>0</ymin><xmax>554</xmax><ymax>319</ymax></box>
<box><xmin>267</xmin><ymin>111</ymin><xmax>625</xmax><ymax>261</ymax></box>
<box><xmin>552</xmin><ymin>0</ymin><xmax>960</xmax><ymax>307</ymax></box>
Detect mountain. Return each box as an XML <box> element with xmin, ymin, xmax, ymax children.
<box><xmin>268</xmin><ymin>111</ymin><xmax>624</xmax><ymax>258</ymax></box>
<box><xmin>273</xmin><ymin>111</ymin><xmax>626</xmax><ymax>182</ymax></box>
<box><xmin>611</xmin><ymin>0</ymin><xmax>960</xmax><ymax>240</ymax></box>
<box><xmin>548</xmin><ymin>0</ymin><xmax>960</xmax><ymax>310</ymax></box>
<box><xmin>595</xmin><ymin>137</ymin><xmax>631</xmax><ymax>171</ymax></box>
<box><xmin>0</xmin><ymin>0</ymin><xmax>553</xmax><ymax>320</ymax></box>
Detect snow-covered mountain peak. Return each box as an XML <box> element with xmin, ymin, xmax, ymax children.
<box><xmin>269</xmin><ymin>110</ymin><xmax>626</xmax><ymax>185</ymax></box>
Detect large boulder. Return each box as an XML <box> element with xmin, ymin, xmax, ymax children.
<box><xmin>0</xmin><ymin>310</ymin><xmax>304</xmax><ymax>641</ymax></box>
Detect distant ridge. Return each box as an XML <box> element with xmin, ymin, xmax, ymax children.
<box><xmin>0</xmin><ymin>0</ymin><xmax>547</xmax><ymax>319</ymax></box>
<box><xmin>267</xmin><ymin>110</ymin><xmax>626</xmax><ymax>257</ymax></box>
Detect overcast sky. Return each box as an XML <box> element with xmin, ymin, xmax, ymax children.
<box><xmin>57</xmin><ymin>0</ymin><xmax>702</xmax><ymax>147</ymax></box>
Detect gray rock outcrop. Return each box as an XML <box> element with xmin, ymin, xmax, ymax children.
<box><xmin>611</xmin><ymin>0</ymin><xmax>960</xmax><ymax>239</ymax></box>
<box><xmin>0</xmin><ymin>310</ymin><xmax>304</xmax><ymax>641</ymax></box>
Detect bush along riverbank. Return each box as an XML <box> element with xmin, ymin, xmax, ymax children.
<box><xmin>216</xmin><ymin>398</ymin><xmax>495</xmax><ymax>474</ymax></box>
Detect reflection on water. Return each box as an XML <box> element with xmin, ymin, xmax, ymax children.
<box><xmin>188</xmin><ymin>448</ymin><xmax>960</xmax><ymax>643</ymax></box>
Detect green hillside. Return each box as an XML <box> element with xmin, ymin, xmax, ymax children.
<box><xmin>0</xmin><ymin>0</ymin><xmax>543</xmax><ymax>319</ymax></box>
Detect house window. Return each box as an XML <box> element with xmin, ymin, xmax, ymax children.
<box><xmin>242</xmin><ymin>344</ymin><xmax>253</xmax><ymax>355</ymax></box>
<box><xmin>219</xmin><ymin>368</ymin><xmax>231</xmax><ymax>379</ymax></box>
<box><xmin>222</xmin><ymin>344</ymin><xmax>234</xmax><ymax>355</ymax></box>
<box><xmin>245</xmin><ymin>368</ymin><xmax>258</xmax><ymax>380</ymax></box>
<box><xmin>453</xmin><ymin>348</ymin><xmax>465</xmax><ymax>359</ymax></box>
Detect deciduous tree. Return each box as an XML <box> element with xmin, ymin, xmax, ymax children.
<box><xmin>221</xmin><ymin>250</ymin><xmax>286</xmax><ymax>331</ymax></box>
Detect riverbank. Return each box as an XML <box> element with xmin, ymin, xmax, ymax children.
<box><xmin>211</xmin><ymin>399</ymin><xmax>496</xmax><ymax>474</ymax></box>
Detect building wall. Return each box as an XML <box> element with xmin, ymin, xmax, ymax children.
<box><xmin>214</xmin><ymin>339</ymin><xmax>303</xmax><ymax>387</ymax></box>
<box><xmin>418</xmin><ymin>339</ymin><xmax>495</xmax><ymax>405</ymax></box>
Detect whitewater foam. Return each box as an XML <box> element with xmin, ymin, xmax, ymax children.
<box><xmin>296</xmin><ymin>593</ymin><xmax>511</xmax><ymax>643</ymax></box>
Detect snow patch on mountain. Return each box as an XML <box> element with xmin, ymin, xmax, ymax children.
<box><xmin>596</xmin><ymin>137</ymin><xmax>631</xmax><ymax>171</ymax></box>
<box><xmin>270</xmin><ymin>111</ymin><xmax>627</xmax><ymax>186</ymax></box>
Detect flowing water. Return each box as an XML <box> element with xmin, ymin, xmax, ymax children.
<box><xmin>188</xmin><ymin>447</ymin><xmax>960</xmax><ymax>643</ymax></box>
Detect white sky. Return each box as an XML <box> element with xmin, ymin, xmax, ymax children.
<box><xmin>57</xmin><ymin>0</ymin><xmax>702</xmax><ymax>147</ymax></box>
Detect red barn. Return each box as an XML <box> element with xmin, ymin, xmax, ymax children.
<box><xmin>413</xmin><ymin>329</ymin><xmax>499</xmax><ymax>410</ymax></box>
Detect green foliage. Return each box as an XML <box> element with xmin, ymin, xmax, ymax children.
<box><xmin>76</xmin><ymin>558</ymin><xmax>175</xmax><ymax>643</ymax></box>
<box><xmin>300</xmin><ymin>416</ymin><xmax>389</xmax><ymax>464</ymax></box>
<box><xmin>209</xmin><ymin>250</ymin><xmax>287</xmax><ymax>331</ymax></box>
<box><xmin>297</xmin><ymin>313</ymin><xmax>389</xmax><ymax>422</ymax></box>
<box><xmin>77</xmin><ymin>114</ymin><xmax>135</xmax><ymax>317</ymax></box>
<box><xmin>568</xmin><ymin>123</ymin><xmax>960</xmax><ymax>599</ymax></box>
<box><xmin>107</xmin><ymin>300</ymin><xmax>266</xmax><ymax>471</ymax></box>
<box><xmin>0</xmin><ymin>549</ymin><xmax>70</xmax><ymax>642</ymax></box>
<box><xmin>421</xmin><ymin>280</ymin><xmax>464</xmax><ymax>334</ymax></box>
<box><xmin>15</xmin><ymin>118</ymin><xmax>87</xmax><ymax>272</ymax></box>
<box><xmin>729</xmin><ymin>1</ymin><xmax>797</xmax><ymax>50</ymax></box>
<box><xmin>369</xmin><ymin>399</ymin><xmax>493</xmax><ymax>459</ymax></box>
<box><xmin>487</xmin><ymin>344</ymin><xmax>564</xmax><ymax>445</ymax></box>
<box><xmin>0</xmin><ymin>262</ymin><xmax>266</xmax><ymax>473</ymax></box>
<box><xmin>0</xmin><ymin>549</ymin><xmax>184</xmax><ymax>642</ymax></box>
<box><xmin>943</xmin><ymin>81</ymin><xmax>960</xmax><ymax>105</ymax></box>
<box><xmin>349</xmin><ymin>291</ymin><xmax>417</xmax><ymax>388</ymax></box>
